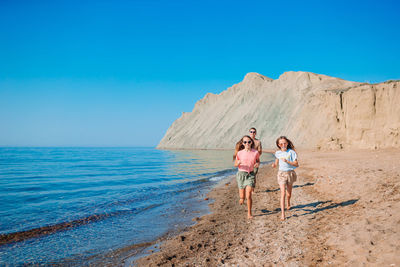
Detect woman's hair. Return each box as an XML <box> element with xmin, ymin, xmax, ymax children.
<box><xmin>233</xmin><ymin>135</ymin><xmax>255</xmax><ymax>160</ymax></box>
<box><xmin>276</xmin><ymin>136</ymin><xmax>295</xmax><ymax>150</ymax></box>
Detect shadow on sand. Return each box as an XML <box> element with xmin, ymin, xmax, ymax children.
<box><xmin>258</xmin><ymin>199</ymin><xmax>358</xmax><ymax>218</ymax></box>
<box><xmin>288</xmin><ymin>199</ymin><xmax>359</xmax><ymax>218</ymax></box>
<box><xmin>264</xmin><ymin>182</ymin><xmax>315</xmax><ymax>193</ymax></box>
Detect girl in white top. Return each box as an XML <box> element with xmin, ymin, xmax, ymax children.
<box><xmin>272</xmin><ymin>136</ymin><xmax>299</xmax><ymax>221</ymax></box>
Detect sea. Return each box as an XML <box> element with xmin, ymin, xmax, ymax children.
<box><xmin>0</xmin><ymin>147</ymin><xmax>273</xmax><ymax>265</ymax></box>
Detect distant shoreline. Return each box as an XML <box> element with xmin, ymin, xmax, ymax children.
<box><xmin>156</xmin><ymin>147</ymin><xmax>276</xmax><ymax>153</ymax></box>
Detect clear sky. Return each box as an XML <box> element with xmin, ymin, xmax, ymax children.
<box><xmin>1</xmin><ymin>0</ymin><xmax>399</xmax><ymax>147</ymax></box>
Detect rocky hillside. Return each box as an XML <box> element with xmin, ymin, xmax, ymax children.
<box><xmin>157</xmin><ymin>71</ymin><xmax>400</xmax><ymax>150</ymax></box>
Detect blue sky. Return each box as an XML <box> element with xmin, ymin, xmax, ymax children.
<box><xmin>1</xmin><ymin>0</ymin><xmax>399</xmax><ymax>146</ymax></box>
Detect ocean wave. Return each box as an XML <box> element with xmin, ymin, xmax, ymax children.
<box><xmin>0</xmin><ymin>203</ymin><xmax>163</xmax><ymax>246</ymax></box>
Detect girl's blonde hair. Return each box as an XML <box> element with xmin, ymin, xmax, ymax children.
<box><xmin>233</xmin><ymin>135</ymin><xmax>255</xmax><ymax>160</ymax></box>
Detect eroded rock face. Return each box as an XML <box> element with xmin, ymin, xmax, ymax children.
<box><xmin>157</xmin><ymin>71</ymin><xmax>400</xmax><ymax>150</ymax></box>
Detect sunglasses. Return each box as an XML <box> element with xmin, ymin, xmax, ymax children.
<box><xmin>243</xmin><ymin>141</ymin><xmax>252</xmax><ymax>144</ymax></box>
<box><xmin>249</xmin><ymin>131</ymin><xmax>256</xmax><ymax>133</ymax></box>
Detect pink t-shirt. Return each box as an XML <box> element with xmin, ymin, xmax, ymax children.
<box><xmin>236</xmin><ymin>149</ymin><xmax>260</xmax><ymax>173</ymax></box>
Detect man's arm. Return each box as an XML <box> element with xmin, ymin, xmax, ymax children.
<box><xmin>254</xmin><ymin>154</ymin><xmax>260</xmax><ymax>168</ymax></box>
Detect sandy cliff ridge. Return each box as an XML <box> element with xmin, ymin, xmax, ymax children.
<box><xmin>157</xmin><ymin>71</ymin><xmax>400</xmax><ymax>150</ymax></box>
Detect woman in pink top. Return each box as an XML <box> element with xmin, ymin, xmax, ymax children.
<box><xmin>234</xmin><ymin>135</ymin><xmax>260</xmax><ymax>219</ymax></box>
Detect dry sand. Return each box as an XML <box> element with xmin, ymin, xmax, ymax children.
<box><xmin>134</xmin><ymin>149</ymin><xmax>400</xmax><ymax>266</ymax></box>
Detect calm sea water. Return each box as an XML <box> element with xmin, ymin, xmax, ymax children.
<box><xmin>0</xmin><ymin>147</ymin><xmax>273</xmax><ymax>265</ymax></box>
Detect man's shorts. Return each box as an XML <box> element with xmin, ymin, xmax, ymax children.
<box><xmin>236</xmin><ymin>171</ymin><xmax>255</xmax><ymax>189</ymax></box>
<box><xmin>277</xmin><ymin>170</ymin><xmax>297</xmax><ymax>185</ymax></box>
<box><xmin>253</xmin><ymin>167</ymin><xmax>259</xmax><ymax>175</ymax></box>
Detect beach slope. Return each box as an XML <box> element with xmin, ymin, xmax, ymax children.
<box><xmin>136</xmin><ymin>149</ymin><xmax>400</xmax><ymax>266</ymax></box>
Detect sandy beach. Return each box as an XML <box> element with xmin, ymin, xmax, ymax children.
<box><xmin>135</xmin><ymin>149</ymin><xmax>400</xmax><ymax>266</ymax></box>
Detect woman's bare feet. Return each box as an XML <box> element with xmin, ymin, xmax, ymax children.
<box><xmin>280</xmin><ymin>215</ymin><xmax>285</xmax><ymax>221</ymax></box>
<box><xmin>286</xmin><ymin>205</ymin><xmax>291</xmax><ymax>210</ymax></box>
<box><xmin>239</xmin><ymin>198</ymin><xmax>244</xmax><ymax>205</ymax></box>
<box><xmin>248</xmin><ymin>214</ymin><xmax>254</xmax><ymax>219</ymax></box>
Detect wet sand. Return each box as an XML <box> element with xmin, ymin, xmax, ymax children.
<box><xmin>135</xmin><ymin>149</ymin><xmax>400</xmax><ymax>266</ymax></box>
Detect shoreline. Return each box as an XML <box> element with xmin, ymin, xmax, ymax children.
<box><xmin>135</xmin><ymin>149</ymin><xmax>400</xmax><ymax>266</ymax></box>
<box><xmin>126</xmin><ymin>160</ymin><xmax>273</xmax><ymax>265</ymax></box>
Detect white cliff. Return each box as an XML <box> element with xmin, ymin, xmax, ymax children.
<box><xmin>157</xmin><ymin>71</ymin><xmax>400</xmax><ymax>150</ymax></box>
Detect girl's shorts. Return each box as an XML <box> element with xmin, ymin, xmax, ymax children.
<box><xmin>277</xmin><ymin>170</ymin><xmax>297</xmax><ymax>185</ymax></box>
<box><xmin>236</xmin><ymin>171</ymin><xmax>255</xmax><ymax>189</ymax></box>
